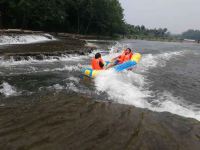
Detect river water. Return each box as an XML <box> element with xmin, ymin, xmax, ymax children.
<box><xmin>0</xmin><ymin>37</ymin><xmax>200</xmax><ymax>149</ymax></box>
<box><xmin>0</xmin><ymin>39</ymin><xmax>200</xmax><ymax>121</ymax></box>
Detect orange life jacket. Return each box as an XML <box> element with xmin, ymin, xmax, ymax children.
<box><xmin>117</xmin><ymin>51</ymin><xmax>126</xmax><ymax>64</ymax></box>
<box><xmin>123</xmin><ymin>52</ymin><xmax>133</xmax><ymax>62</ymax></box>
<box><xmin>91</xmin><ymin>58</ymin><xmax>104</xmax><ymax>70</ymax></box>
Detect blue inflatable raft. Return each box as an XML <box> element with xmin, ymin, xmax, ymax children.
<box><xmin>82</xmin><ymin>53</ymin><xmax>142</xmax><ymax>78</ymax></box>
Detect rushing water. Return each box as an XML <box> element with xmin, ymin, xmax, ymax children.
<box><xmin>0</xmin><ymin>34</ymin><xmax>55</xmax><ymax>45</ymax></box>
<box><xmin>0</xmin><ymin>39</ymin><xmax>200</xmax><ymax>121</ymax></box>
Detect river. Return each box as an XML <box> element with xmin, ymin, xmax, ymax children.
<box><xmin>0</xmin><ymin>36</ymin><xmax>199</xmax><ymax>149</ymax></box>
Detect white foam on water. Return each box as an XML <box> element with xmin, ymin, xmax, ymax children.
<box><xmin>43</xmin><ymin>65</ymin><xmax>80</xmax><ymax>72</ymax></box>
<box><xmin>44</xmin><ymin>84</ymin><xmax>65</xmax><ymax>93</ymax></box>
<box><xmin>109</xmin><ymin>41</ymin><xmax>130</xmax><ymax>53</ymax></box>
<box><xmin>89</xmin><ymin>41</ymin><xmax>126</xmax><ymax>58</ymax></box>
<box><xmin>66</xmin><ymin>77</ymin><xmax>80</xmax><ymax>83</ymax></box>
<box><xmin>0</xmin><ymin>55</ymin><xmax>88</xmax><ymax>67</ymax></box>
<box><xmin>2</xmin><ymin>63</ymin><xmax>90</xmax><ymax>75</ymax></box>
<box><xmin>0</xmin><ymin>34</ymin><xmax>56</xmax><ymax>45</ymax></box>
<box><xmin>94</xmin><ymin>50</ymin><xmax>200</xmax><ymax>121</ymax></box>
<box><xmin>58</xmin><ymin>55</ymin><xmax>88</xmax><ymax>62</ymax></box>
<box><xmin>67</xmin><ymin>82</ymin><xmax>79</xmax><ymax>93</ymax></box>
<box><xmin>45</xmin><ymin>82</ymin><xmax>86</xmax><ymax>94</ymax></box>
<box><xmin>85</xmin><ymin>42</ymin><xmax>99</xmax><ymax>48</ymax></box>
<box><xmin>95</xmin><ymin>70</ymin><xmax>151</xmax><ymax>108</ymax></box>
<box><xmin>152</xmin><ymin>91</ymin><xmax>200</xmax><ymax>120</ymax></box>
<box><xmin>0</xmin><ymin>82</ymin><xmax>19</xmax><ymax>97</ymax></box>
<box><xmin>51</xmin><ymin>84</ymin><xmax>65</xmax><ymax>90</ymax></box>
<box><xmin>136</xmin><ymin>51</ymin><xmax>185</xmax><ymax>73</ymax></box>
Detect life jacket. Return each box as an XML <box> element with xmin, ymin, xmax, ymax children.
<box><xmin>123</xmin><ymin>52</ymin><xmax>133</xmax><ymax>62</ymax></box>
<box><xmin>91</xmin><ymin>58</ymin><xmax>104</xmax><ymax>70</ymax></box>
<box><xmin>117</xmin><ymin>51</ymin><xmax>126</xmax><ymax>64</ymax></box>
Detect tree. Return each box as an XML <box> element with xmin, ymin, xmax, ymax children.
<box><xmin>0</xmin><ymin>0</ymin><xmax>169</xmax><ymax>38</ymax></box>
<box><xmin>182</xmin><ymin>29</ymin><xmax>200</xmax><ymax>40</ymax></box>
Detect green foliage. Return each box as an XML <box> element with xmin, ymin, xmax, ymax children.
<box><xmin>124</xmin><ymin>23</ymin><xmax>169</xmax><ymax>38</ymax></box>
<box><xmin>0</xmin><ymin>0</ymin><xmax>170</xmax><ymax>38</ymax></box>
<box><xmin>182</xmin><ymin>29</ymin><xmax>200</xmax><ymax>40</ymax></box>
<box><xmin>0</xmin><ymin>0</ymin><xmax>124</xmax><ymax>35</ymax></box>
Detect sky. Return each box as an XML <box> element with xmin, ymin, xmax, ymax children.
<box><xmin>119</xmin><ymin>0</ymin><xmax>200</xmax><ymax>34</ymax></box>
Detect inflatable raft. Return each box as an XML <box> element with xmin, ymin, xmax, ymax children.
<box><xmin>82</xmin><ymin>53</ymin><xmax>142</xmax><ymax>78</ymax></box>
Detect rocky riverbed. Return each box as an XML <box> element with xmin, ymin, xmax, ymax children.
<box><xmin>0</xmin><ymin>92</ymin><xmax>199</xmax><ymax>150</ymax></box>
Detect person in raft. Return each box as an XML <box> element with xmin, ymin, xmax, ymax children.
<box><xmin>106</xmin><ymin>48</ymin><xmax>133</xmax><ymax>69</ymax></box>
<box><xmin>91</xmin><ymin>53</ymin><xmax>105</xmax><ymax>70</ymax></box>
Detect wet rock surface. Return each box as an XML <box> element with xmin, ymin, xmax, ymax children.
<box><xmin>0</xmin><ymin>31</ymin><xmax>96</xmax><ymax>58</ymax></box>
<box><xmin>0</xmin><ymin>92</ymin><xmax>199</xmax><ymax>150</ymax></box>
<box><xmin>0</xmin><ymin>37</ymin><xmax>93</xmax><ymax>56</ymax></box>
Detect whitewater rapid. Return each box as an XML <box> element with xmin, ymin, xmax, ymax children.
<box><xmin>0</xmin><ymin>39</ymin><xmax>199</xmax><ymax>121</ymax></box>
<box><xmin>94</xmin><ymin>50</ymin><xmax>200</xmax><ymax>121</ymax></box>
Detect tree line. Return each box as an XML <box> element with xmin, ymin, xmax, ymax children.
<box><xmin>0</xmin><ymin>0</ymin><xmax>169</xmax><ymax>38</ymax></box>
<box><xmin>181</xmin><ymin>29</ymin><xmax>200</xmax><ymax>40</ymax></box>
<box><xmin>123</xmin><ymin>24</ymin><xmax>169</xmax><ymax>38</ymax></box>
<box><xmin>0</xmin><ymin>0</ymin><xmax>124</xmax><ymax>35</ymax></box>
